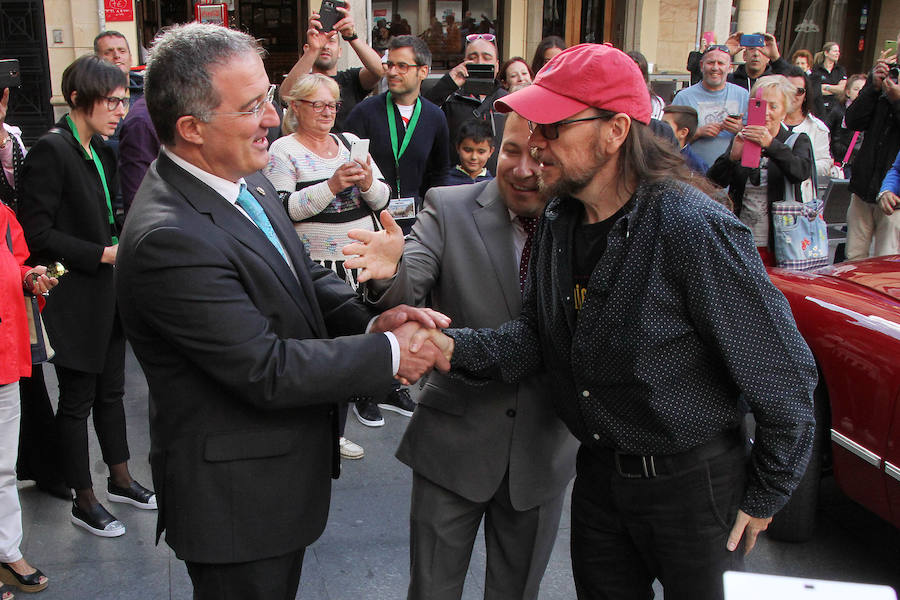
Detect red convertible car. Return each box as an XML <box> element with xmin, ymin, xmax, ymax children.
<box><xmin>767</xmin><ymin>255</ymin><xmax>900</xmax><ymax>540</ymax></box>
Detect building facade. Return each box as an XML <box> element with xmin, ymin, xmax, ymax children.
<box><xmin>0</xmin><ymin>0</ymin><xmax>895</xmax><ymax>143</ymax></box>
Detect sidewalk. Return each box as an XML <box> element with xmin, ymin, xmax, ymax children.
<box><xmin>14</xmin><ymin>348</ymin><xmax>581</xmax><ymax>599</ymax></box>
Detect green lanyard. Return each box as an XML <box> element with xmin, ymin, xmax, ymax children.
<box><xmin>385</xmin><ymin>92</ymin><xmax>421</xmax><ymax>198</ymax></box>
<box><xmin>66</xmin><ymin>114</ymin><xmax>117</xmax><ymax>244</ymax></box>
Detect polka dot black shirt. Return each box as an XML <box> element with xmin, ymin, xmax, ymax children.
<box><xmin>447</xmin><ymin>179</ymin><xmax>817</xmax><ymax>518</ymax></box>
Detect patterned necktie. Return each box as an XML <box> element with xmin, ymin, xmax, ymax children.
<box><xmin>518</xmin><ymin>216</ymin><xmax>538</xmax><ymax>294</ymax></box>
<box><xmin>236</xmin><ymin>184</ymin><xmax>289</xmax><ymax>263</ymax></box>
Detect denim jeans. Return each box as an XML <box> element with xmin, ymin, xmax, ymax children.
<box><xmin>571</xmin><ymin>442</ymin><xmax>747</xmax><ymax>600</ymax></box>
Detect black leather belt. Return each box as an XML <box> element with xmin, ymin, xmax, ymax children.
<box><xmin>591</xmin><ymin>430</ymin><xmax>743</xmax><ymax>479</ymax></box>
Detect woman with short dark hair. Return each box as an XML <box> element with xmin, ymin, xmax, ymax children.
<box><xmin>17</xmin><ymin>55</ymin><xmax>156</xmax><ymax>539</ymax></box>
<box><xmin>498</xmin><ymin>57</ymin><xmax>533</xmax><ymax>90</ymax></box>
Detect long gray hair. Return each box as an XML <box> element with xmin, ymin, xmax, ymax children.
<box><xmin>144</xmin><ymin>23</ymin><xmax>264</xmax><ymax>145</ymax></box>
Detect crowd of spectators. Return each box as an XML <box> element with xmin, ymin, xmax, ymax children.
<box><xmin>1</xmin><ymin>12</ymin><xmax>900</xmax><ymax>600</ymax></box>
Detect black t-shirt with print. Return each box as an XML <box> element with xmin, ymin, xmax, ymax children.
<box><xmin>572</xmin><ymin>205</ymin><xmax>626</xmax><ymax>312</ymax></box>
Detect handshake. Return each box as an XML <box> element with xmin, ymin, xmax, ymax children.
<box><xmin>371</xmin><ymin>304</ymin><xmax>455</xmax><ymax>385</ymax></box>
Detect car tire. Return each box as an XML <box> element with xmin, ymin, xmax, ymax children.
<box><xmin>767</xmin><ymin>385</ymin><xmax>829</xmax><ymax>543</ymax></box>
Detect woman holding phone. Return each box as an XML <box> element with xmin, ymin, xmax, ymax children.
<box><xmin>16</xmin><ymin>55</ymin><xmax>156</xmax><ymax>539</ymax></box>
<box><xmin>708</xmin><ymin>75</ymin><xmax>813</xmax><ymax>266</ymax></box>
<box><xmin>265</xmin><ymin>73</ymin><xmax>390</xmax><ymax>455</ymax></box>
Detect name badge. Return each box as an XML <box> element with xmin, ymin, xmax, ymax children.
<box><xmin>388</xmin><ymin>197</ymin><xmax>416</xmax><ymax>220</ymax></box>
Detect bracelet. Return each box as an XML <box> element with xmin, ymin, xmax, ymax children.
<box><xmin>341</xmin><ymin>32</ymin><xmax>358</xmax><ymax>42</ymax></box>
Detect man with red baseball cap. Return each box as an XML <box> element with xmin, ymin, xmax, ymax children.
<box><xmin>414</xmin><ymin>43</ymin><xmax>817</xmax><ymax>600</ymax></box>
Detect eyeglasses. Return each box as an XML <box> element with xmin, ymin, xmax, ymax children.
<box><xmin>385</xmin><ymin>61</ymin><xmax>424</xmax><ymax>73</ymax></box>
<box><xmin>527</xmin><ymin>115</ymin><xmax>609</xmax><ymax>140</ymax></box>
<box><xmin>103</xmin><ymin>96</ymin><xmax>128</xmax><ymax>111</ymax></box>
<box><xmin>795</xmin><ymin>87</ymin><xmax>807</xmax><ymax>95</ymax></box>
<box><xmin>466</xmin><ymin>33</ymin><xmax>496</xmax><ymax>43</ymax></box>
<box><xmin>298</xmin><ymin>99</ymin><xmax>343</xmax><ymax>113</ymax></box>
<box><xmin>210</xmin><ymin>84</ymin><xmax>276</xmax><ymax>118</ymax></box>
<box><xmin>702</xmin><ymin>45</ymin><xmax>731</xmax><ymax>56</ymax></box>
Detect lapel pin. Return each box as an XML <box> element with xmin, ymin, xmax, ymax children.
<box><xmin>255</xmin><ymin>186</ymin><xmax>266</xmax><ymax>196</ymax></box>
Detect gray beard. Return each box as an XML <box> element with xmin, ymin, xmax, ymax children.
<box><xmin>537</xmin><ymin>163</ymin><xmax>599</xmax><ymax>198</ymax></box>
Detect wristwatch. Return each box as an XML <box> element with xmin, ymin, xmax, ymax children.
<box><xmin>342</xmin><ymin>32</ymin><xmax>358</xmax><ymax>42</ymax></box>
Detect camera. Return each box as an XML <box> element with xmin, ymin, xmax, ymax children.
<box><xmin>889</xmin><ymin>63</ymin><xmax>900</xmax><ymax>83</ymax></box>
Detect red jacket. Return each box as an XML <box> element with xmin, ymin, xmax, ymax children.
<box><xmin>1</xmin><ymin>203</ymin><xmax>35</xmax><ymax>384</ymax></box>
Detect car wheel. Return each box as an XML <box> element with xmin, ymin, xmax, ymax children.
<box><xmin>767</xmin><ymin>385</ymin><xmax>829</xmax><ymax>542</ymax></box>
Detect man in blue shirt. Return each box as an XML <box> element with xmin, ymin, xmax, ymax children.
<box><xmin>672</xmin><ymin>45</ymin><xmax>749</xmax><ymax>168</ymax></box>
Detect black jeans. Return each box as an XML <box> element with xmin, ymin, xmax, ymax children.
<box><xmin>571</xmin><ymin>442</ymin><xmax>747</xmax><ymax>600</ymax></box>
<box><xmin>54</xmin><ymin>325</ymin><xmax>129</xmax><ymax>491</ymax></box>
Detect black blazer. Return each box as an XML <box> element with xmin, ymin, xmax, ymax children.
<box><xmin>17</xmin><ymin>116</ymin><xmax>120</xmax><ymax>373</ymax></box>
<box><xmin>116</xmin><ymin>153</ymin><xmax>396</xmax><ymax>563</ymax></box>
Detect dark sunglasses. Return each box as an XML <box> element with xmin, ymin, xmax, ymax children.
<box><xmin>527</xmin><ymin>115</ymin><xmax>609</xmax><ymax>140</ymax></box>
<box><xmin>702</xmin><ymin>45</ymin><xmax>731</xmax><ymax>56</ymax></box>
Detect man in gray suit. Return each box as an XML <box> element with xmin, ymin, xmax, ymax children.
<box><xmin>344</xmin><ymin>113</ymin><xmax>578</xmax><ymax>599</ymax></box>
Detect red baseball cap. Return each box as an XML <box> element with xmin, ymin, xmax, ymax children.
<box><xmin>494</xmin><ymin>43</ymin><xmax>652</xmax><ymax>125</ymax></box>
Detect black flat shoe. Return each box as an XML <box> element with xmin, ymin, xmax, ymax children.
<box><xmin>107</xmin><ymin>478</ymin><xmax>157</xmax><ymax>510</ymax></box>
<box><xmin>0</xmin><ymin>563</ymin><xmax>48</xmax><ymax>593</ymax></box>
<box><xmin>70</xmin><ymin>501</ymin><xmax>125</xmax><ymax>537</ymax></box>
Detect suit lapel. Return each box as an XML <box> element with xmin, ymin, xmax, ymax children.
<box><xmin>245</xmin><ymin>172</ymin><xmax>328</xmax><ymax>336</ymax></box>
<box><xmin>156</xmin><ymin>155</ymin><xmax>322</xmax><ymax>333</ymax></box>
<box><xmin>472</xmin><ymin>180</ymin><xmax>521</xmax><ymax>317</ymax></box>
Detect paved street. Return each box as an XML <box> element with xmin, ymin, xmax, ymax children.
<box><xmin>13</xmin><ymin>346</ymin><xmax>900</xmax><ymax>599</ymax></box>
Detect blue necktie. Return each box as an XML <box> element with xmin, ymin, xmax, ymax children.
<box><xmin>236</xmin><ymin>184</ymin><xmax>289</xmax><ymax>263</ymax></box>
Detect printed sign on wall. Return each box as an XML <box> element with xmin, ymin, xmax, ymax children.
<box><xmin>105</xmin><ymin>0</ymin><xmax>134</xmax><ymax>22</ymax></box>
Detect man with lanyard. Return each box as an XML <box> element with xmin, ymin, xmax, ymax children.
<box><xmin>345</xmin><ymin>35</ymin><xmax>449</xmax><ymax>218</ymax></box>
<box><xmin>344</xmin><ymin>34</ymin><xmax>448</xmax><ymax>428</ymax></box>
<box><xmin>280</xmin><ymin>0</ymin><xmax>385</xmax><ymax>133</ymax></box>
<box><xmin>403</xmin><ymin>44</ymin><xmax>816</xmax><ymax>600</ymax></box>
<box><xmin>672</xmin><ymin>44</ymin><xmax>749</xmax><ymax>169</ymax></box>
<box><xmin>425</xmin><ymin>33</ymin><xmax>507</xmax><ymax>174</ymax></box>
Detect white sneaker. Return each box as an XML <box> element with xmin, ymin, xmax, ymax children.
<box><xmin>339</xmin><ymin>437</ymin><xmax>364</xmax><ymax>460</ymax></box>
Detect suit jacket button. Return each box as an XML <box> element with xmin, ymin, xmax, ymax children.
<box><xmin>506</xmin><ymin>408</ymin><xmax>516</xmax><ymax>417</ymax></box>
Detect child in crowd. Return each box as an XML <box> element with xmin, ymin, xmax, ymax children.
<box><xmin>662</xmin><ymin>105</ymin><xmax>710</xmax><ymax>175</ymax></box>
<box><xmin>446</xmin><ymin>119</ymin><xmax>495</xmax><ymax>185</ymax></box>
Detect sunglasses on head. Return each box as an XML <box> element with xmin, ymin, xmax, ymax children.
<box><xmin>466</xmin><ymin>33</ymin><xmax>496</xmax><ymax>43</ymax></box>
<box><xmin>702</xmin><ymin>45</ymin><xmax>731</xmax><ymax>56</ymax></box>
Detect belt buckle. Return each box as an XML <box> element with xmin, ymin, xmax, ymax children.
<box><xmin>614</xmin><ymin>453</ymin><xmax>658</xmax><ymax>479</ymax></box>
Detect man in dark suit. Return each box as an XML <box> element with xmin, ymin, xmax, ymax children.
<box><xmin>344</xmin><ymin>113</ymin><xmax>577</xmax><ymax>599</ymax></box>
<box><xmin>115</xmin><ymin>23</ymin><xmax>448</xmax><ymax>600</ymax></box>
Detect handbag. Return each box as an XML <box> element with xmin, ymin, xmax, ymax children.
<box><xmin>25</xmin><ymin>294</ymin><xmax>54</xmax><ymax>363</ymax></box>
<box><xmin>5</xmin><ymin>221</ymin><xmax>54</xmax><ymax>363</ymax></box>
<box><xmin>770</xmin><ymin>133</ymin><xmax>830</xmax><ymax>271</ymax></box>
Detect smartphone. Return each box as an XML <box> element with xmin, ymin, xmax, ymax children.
<box><xmin>740</xmin><ymin>33</ymin><xmax>765</xmax><ymax>48</ymax></box>
<box><xmin>318</xmin><ymin>0</ymin><xmax>346</xmax><ymax>32</ymax></box>
<box><xmin>741</xmin><ymin>97</ymin><xmax>767</xmax><ymax>168</ymax></box>
<box><xmin>702</xmin><ymin>31</ymin><xmax>715</xmax><ymax>46</ymax></box>
<box><xmin>885</xmin><ymin>40</ymin><xmax>898</xmax><ymax>54</ymax></box>
<box><xmin>0</xmin><ymin>59</ymin><xmax>21</xmax><ymax>90</ymax></box>
<box><xmin>350</xmin><ymin>138</ymin><xmax>369</xmax><ymax>164</ymax></box>
<box><xmin>462</xmin><ymin>63</ymin><xmax>496</xmax><ymax>96</ymax></box>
